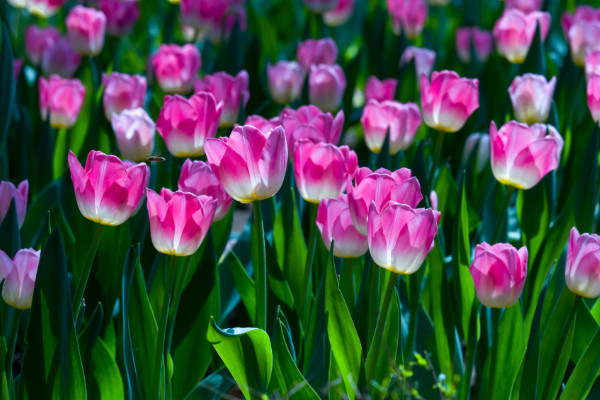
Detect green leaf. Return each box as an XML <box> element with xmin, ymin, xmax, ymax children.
<box><xmin>519</xmin><ymin>21</ymin><xmax>546</xmax><ymax>75</ymax></box>
<box><xmin>0</xmin><ymin>200</ymin><xmax>20</xmax><ymax>258</ymax></box>
<box><xmin>228</xmin><ymin>252</ymin><xmax>256</xmax><ymax>322</ymax></box>
<box><xmin>207</xmin><ymin>318</ymin><xmax>273</xmax><ymax>400</ymax></box>
<box><xmin>19</xmin><ymin>229</ymin><xmax>87</xmax><ymax>400</ymax></box>
<box><xmin>86</xmin><ymin>338</ymin><xmax>125</xmax><ymax>400</ymax></box>
<box><xmin>560</xmin><ymin>327</ymin><xmax>600</xmax><ymax>400</ymax></box>
<box><xmin>78</xmin><ymin>303</ymin><xmax>104</xmax><ymax>379</ymax></box>
<box><xmin>183</xmin><ymin>367</ymin><xmax>234</xmax><ymax>400</ymax></box>
<box><xmin>574</xmin><ymin>124</ymin><xmax>599</xmax><ymax>233</ymax></box>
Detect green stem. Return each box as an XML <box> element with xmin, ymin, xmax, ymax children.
<box><xmin>4</xmin><ymin>308</ymin><xmax>20</xmax><ymax>400</ymax></box>
<box><xmin>301</xmin><ymin>203</ymin><xmax>319</xmax><ymax>327</ymax></box>
<box><xmin>253</xmin><ymin>201</ymin><xmax>267</xmax><ymax>331</ymax></box>
<box><xmin>404</xmin><ymin>272</ymin><xmax>420</xmax><ymax>368</ymax></box>
<box><xmin>72</xmin><ymin>223</ymin><xmax>104</xmax><ymax>320</ymax></box>
<box><xmin>52</xmin><ymin>128</ymin><xmax>68</xmax><ymax>180</ymax></box>
<box><xmin>488</xmin><ymin>307</ymin><xmax>502</xmax><ymax>396</ymax></box>
<box><xmin>491</xmin><ymin>186</ymin><xmax>516</xmax><ymax>243</ymax></box>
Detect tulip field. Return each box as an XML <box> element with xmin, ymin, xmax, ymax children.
<box><xmin>3</xmin><ymin>0</ymin><xmax>600</xmax><ymax>398</ymax></box>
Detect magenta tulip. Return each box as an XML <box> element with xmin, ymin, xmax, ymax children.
<box><xmin>462</xmin><ymin>133</ymin><xmax>490</xmax><ymax>173</ymax></box>
<box><xmin>400</xmin><ymin>46</ymin><xmax>436</xmax><ymax>80</ymax></box>
<box><xmin>490</xmin><ymin>121</ymin><xmax>563</xmax><ymax>190</ymax></box>
<box><xmin>0</xmin><ymin>249</ymin><xmax>40</xmax><ymax>310</ymax></box>
<box><xmin>508</xmin><ymin>74</ymin><xmax>556</xmax><ymax>124</ymax></box>
<box><xmin>0</xmin><ymin>180</ymin><xmax>28</xmax><ymax>229</ymax></box>
<box><xmin>309</xmin><ymin>64</ymin><xmax>346</xmax><ymax>113</ymax></box>
<box><xmin>585</xmin><ymin>51</ymin><xmax>600</xmax><ymax>81</ymax></box>
<box><xmin>316</xmin><ymin>194</ymin><xmax>368</xmax><ymax>258</ymax></box>
<box><xmin>147</xmin><ymin>189</ymin><xmax>216</xmax><ymax>256</ymax></box>
<box><xmin>25</xmin><ymin>25</ymin><xmax>60</xmax><ymax>66</ymax></box>
<box><xmin>387</xmin><ymin>0</ymin><xmax>427</xmax><ymax>38</ymax></box>
<box><xmin>152</xmin><ymin>44</ymin><xmax>201</xmax><ymax>94</ymax></box>
<box><xmin>455</xmin><ymin>27</ymin><xmax>493</xmax><ymax>63</ymax></box>
<box><xmin>323</xmin><ymin>0</ymin><xmax>354</xmax><ymax>26</ymax></box>
<box><xmin>493</xmin><ymin>9</ymin><xmax>550</xmax><ymax>64</ymax></box>
<box><xmin>505</xmin><ymin>0</ymin><xmax>542</xmax><ymax>13</ymax></box>
<box><xmin>267</xmin><ymin>61</ymin><xmax>304</xmax><ymax>105</ymax></box>
<box><xmin>180</xmin><ymin>0</ymin><xmax>228</xmax><ymax>30</ymax></box>
<box><xmin>566</xmin><ymin>227</ymin><xmax>600</xmax><ymax>298</ymax></box>
<box><xmin>41</xmin><ymin>37</ymin><xmax>82</xmax><ymax>78</ymax></box>
<box><xmin>102</xmin><ymin>72</ymin><xmax>147</xmax><ymax>121</ymax></box>
<box><xmin>365</xmin><ymin>76</ymin><xmax>398</xmax><ymax>103</ymax></box>
<box><xmin>66</xmin><ymin>6</ymin><xmax>107</xmax><ymax>56</ymax></box>
<box><xmin>26</xmin><ymin>0</ymin><xmax>67</xmax><ymax>17</ymax></box>
<box><xmin>420</xmin><ymin>70</ymin><xmax>479</xmax><ymax>133</ymax></box>
<box><xmin>194</xmin><ymin>70</ymin><xmax>249</xmax><ymax>127</ymax></box>
<box><xmin>68</xmin><ymin>150</ymin><xmax>148</xmax><ymax>226</ymax></box>
<box><xmin>303</xmin><ymin>0</ymin><xmax>338</xmax><ymax>13</ymax></box>
<box><xmin>39</xmin><ymin>75</ymin><xmax>86</xmax><ymax>129</ymax></box>
<box><xmin>588</xmin><ymin>75</ymin><xmax>600</xmax><ymax>123</ymax></box>
<box><xmin>244</xmin><ymin>115</ymin><xmax>281</xmax><ymax>134</ymax></box>
<box><xmin>123</xmin><ymin>160</ymin><xmax>151</xmax><ymax>217</ymax></box>
<box><xmin>470</xmin><ymin>242</ymin><xmax>528</xmax><ymax>308</ymax></box>
<box><xmin>111</xmin><ymin>108</ymin><xmax>155</xmax><ymax>162</ymax></box>
<box><xmin>100</xmin><ymin>0</ymin><xmax>140</xmax><ymax>37</ymax></box>
<box><xmin>297</xmin><ymin>38</ymin><xmax>338</xmax><ymax>70</ymax></box>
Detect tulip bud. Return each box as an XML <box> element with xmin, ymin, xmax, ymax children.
<box><xmin>156</xmin><ymin>92</ymin><xmax>222</xmax><ymax>157</ymax></box>
<box><xmin>0</xmin><ymin>249</ymin><xmax>40</xmax><ymax>310</ymax></box>
<box><xmin>297</xmin><ymin>38</ymin><xmax>338</xmax><ymax>70</ymax></box>
<box><xmin>244</xmin><ymin>115</ymin><xmax>281</xmax><ymax>134</ymax></box>
<box><xmin>205</xmin><ymin>125</ymin><xmax>288</xmax><ymax>203</ymax></box>
<box><xmin>39</xmin><ymin>75</ymin><xmax>86</xmax><ymax>129</ymax></box>
<box><xmin>323</xmin><ymin>0</ymin><xmax>354</xmax><ymax>26</ymax></box>
<box><xmin>462</xmin><ymin>133</ymin><xmax>490</xmax><ymax>174</ymax></box>
<box><xmin>368</xmin><ymin>202</ymin><xmax>440</xmax><ymax>274</ymax></box>
<box><xmin>490</xmin><ymin>121</ymin><xmax>563</xmax><ymax>189</ymax></box>
<box><xmin>508</xmin><ymin>74</ymin><xmax>556</xmax><ymax>124</ymax></box>
<box><xmin>386</xmin><ymin>0</ymin><xmax>427</xmax><ymax>39</ymax></box>
<box><xmin>147</xmin><ymin>189</ymin><xmax>216</xmax><ymax>256</ymax></box>
<box><xmin>400</xmin><ymin>46</ymin><xmax>436</xmax><ymax>80</ymax></box>
<box><xmin>100</xmin><ymin>0</ymin><xmax>140</xmax><ymax>37</ymax></box>
<box><xmin>566</xmin><ymin>227</ymin><xmax>600</xmax><ymax>298</ymax></box>
<box><xmin>41</xmin><ymin>37</ymin><xmax>82</xmax><ymax>78</ymax></box>
<box><xmin>493</xmin><ymin>9</ymin><xmax>551</xmax><ymax>64</ymax></box>
<box><xmin>267</xmin><ymin>61</ymin><xmax>303</xmax><ymax>105</ymax></box>
<box><xmin>505</xmin><ymin>0</ymin><xmax>542</xmax><ymax>13</ymax></box>
<box><xmin>420</xmin><ymin>70</ymin><xmax>479</xmax><ymax>133</ymax></box>
<box><xmin>0</xmin><ymin>180</ymin><xmax>28</xmax><ymax>229</ymax></box>
<box><xmin>102</xmin><ymin>72</ymin><xmax>147</xmax><ymax>121</ymax></box>
<box><xmin>152</xmin><ymin>44</ymin><xmax>201</xmax><ymax>94</ymax></box>
<box><xmin>66</xmin><ymin>6</ymin><xmax>107</xmax><ymax>56</ymax></box>
<box><xmin>470</xmin><ymin>242</ymin><xmax>528</xmax><ymax>308</ymax></box>
<box><xmin>365</xmin><ymin>76</ymin><xmax>398</xmax><ymax>103</ymax></box>
<box><xmin>68</xmin><ymin>150</ymin><xmax>148</xmax><ymax>226</ymax></box>
<box><xmin>455</xmin><ymin>27</ymin><xmax>493</xmax><ymax>63</ymax></box>
<box><xmin>26</xmin><ymin>0</ymin><xmax>67</xmax><ymax>17</ymax></box>
<box><xmin>303</xmin><ymin>0</ymin><xmax>338</xmax><ymax>13</ymax></box>
<box><xmin>194</xmin><ymin>70</ymin><xmax>249</xmax><ymax>127</ymax></box>
<box><xmin>25</xmin><ymin>25</ymin><xmax>60</xmax><ymax>66</ymax></box>
<box><xmin>316</xmin><ymin>194</ymin><xmax>368</xmax><ymax>258</ymax></box>
<box><xmin>309</xmin><ymin>64</ymin><xmax>346</xmax><ymax>113</ymax></box>
<box><xmin>111</xmin><ymin>108</ymin><xmax>155</xmax><ymax>162</ymax></box>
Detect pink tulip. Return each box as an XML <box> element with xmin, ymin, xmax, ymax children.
<box><xmin>280</xmin><ymin>105</ymin><xmax>344</xmax><ymax>159</ymax></box>
<box><xmin>180</xmin><ymin>0</ymin><xmax>244</xmax><ymax>36</ymax></box>
<box><xmin>0</xmin><ymin>180</ymin><xmax>28</xmax><ymax>229</ymax></box>
<box><xmin>588</xmin><ymin>75</ymin><xmax>600</xmax><ymax>123</ymax></box>
<box><xmin>347</xmin><ymin>167</ymin><xmax>423</xmax><ymax>235</ymax></box>
<box><xmin>361</xmin><ymin>100</ymin><xmax>422</xmax><ymax>155</ymax></box>
<box><xmin>470</xmin><ymin>242</ymin><xmax>528</xmax><ymax>308</ymax></box>
<box><xmin>508</xmin><ymin>74</ymin><xmax>556</xmax><ymax>124</ymax></box>
<box><xmin>368</xmin><ymin>202</ymin><xmax>440</xmax><ymax>274</ymax></box>
<box><xmin>178</xmin><ymin>159</ymin><xmax>233</xmax><ymax>221</ymax></box>
<box><xmin>323</xmin><ymin>0</ymin><xmax>354</xmax><ymax>26</ymax></box>
<box><xmin>566</xmin><ymin>20</ymin><xmax>600</xmax><ymax>67</ymax></box>
<box><xmin>68</xmin><ymin>150</ymin><xmax>148</xmax><ymax>226</ymax></box>
<box><xmin>566</xmin><ymin>227</ymin><xmax>600</xmax><ymax>298</ymax></box>
<box><xmin>100</xmin><ymin>0</ymin><xmax>140</xmax><ymax>37</ymax></box>
<box><xmin>365</xmin><ymin>76</ymin><xmax>398</xmax><ymax>103</ymax></box>
<box><xmin>420</xmin><ymin>70</ymin><xmax>479</xmax><ymax>133</ymax></box>
<box><xmin>462</xmin><ymin>133</ymin><xmax>490</xmax><ymax>173</ymax></box>
<box><xmin>102</xmin><ymin>72</ymin><xmax>147</xmax><ymax>121</ymax></box>
<box><xmin>400</xmin><ymin>46</ymin><xmax>436</xmax><ymax>80</ymax></box>
<box><xmin>585</xmin><ymin>51</ymin><xmax>600</xmax><ymax>81</ymax></box>
<box><xmin>39</xmin><ymin>75</ymin><xmax>86</xmax><ymax>129</ymax></box>
<box><xmin>152</xmin><ymin>44</ymin><xmax>201</xmax><ymax>94</ymax></box>
<box><xmin>430</xmin><ymin>191</ymin><xmax>438</xmax><ymax>210</ymax></box>
<box><xmin>561</xmin><ymin>6</ymin><xmax>600</xmax><ymax>40</ymax></box>
<box><xmin>267</xmin><ymin>61</ymin><xmax>304</xmax><ymax>105</ymax></box>
<box><xmin>156</xmin><ymin>92</ymin><xmax>222</xmax><ymax>157</ymax></box>
<box><xmin>294</xmin><ymin>140</ymin><xmax>357</xmax><ymax>203</ymax></box>
<box><xmin>309</xmin><ymin>64</ymin><xmax>346</xmax><ymax>113</ymax></box>
<box><xmin>316</xmin><ymin>194</ymin><xmax>368</xmax><ymax>258</ymax></box>
<box><xmin>111</xmin><ymin>108</ymin><xmax>155</xmax><ymax>162</ymax></box>
<box><xmin>297</xmin><ymin>38</ymin><xmax>338</xmax><ymax>71</ymax></box>
<box><xmin>455</xmin><ymin>27</ymin><xmax>493</xmax><ymax>63</ymax></box>
<box><xmin>41</xmin><ymin>37</ymin><xmax>82</xmax><ymax>78</ymax></box>
<box><xmin>26</xmin><ymin>0</ymin><xmax>67</xmax><ymax>17</ymax></box>
<box><xmin>493</xmin><ymin>9</ymin><xmax>551</xmax><ymax>64</ymax></box>
<box><xmin>303</xmin><ymin>0</ymin><xmax>338</xmax><ymax>13</ymax></box>
<box><xmin>147</xmin><ymin>188</ymin><xmax>216</xmax><ymax>256</ymax></box>
<box><xmin>244</xmin><ymin>115</ymin><xmax>281</xmax><ymax>134</ymax></box>
<box><xmin>202</xmin><ymin>5</ymin><xmax>247</xmax><ymax>45</ymax></box>
<box><xmin>13</xmin><ymin>59</ymin><xmax>23</xmax><ymax>80</ymax></box>
<box><xmin>506</xmin><ymin>0</ymin><xmax>542</xmax><ymax>13</ymax></box>
<box><xmin>0</xmin><ymin>249</ymin><xmax>40</xmax><ymax>310</ymax></box>
<box><xmin>490</xmin><ymin>121</ymin><xmax>563</xmax><ymax>189</ymax></box>
<box><xmin>386</xmin><ymin>0</ymin><xmax>427</xmax><ymax>39</ymax></box>
<box><xmin>194</xmin><ymin>70</ymin><xmax>249</xmax><ymax>127</ymax></box>
<box><xmin>25</xmin><ymin>25</ymin><xmax>60</xmax><ymax>66</ymax></box>
<box><xmin>123</xmin><ymin>160</ymin><xmax>150</xmax><ymax>216</ymax></box>
<box><xmin>66</xmin><ymin>6</ymin><xmax>107</xmax><ymax>56</ymax></box>
<box><xmin>204</xmin><ymin>125</ymin><xmax>288</xmax><ymax>203</ymax></box>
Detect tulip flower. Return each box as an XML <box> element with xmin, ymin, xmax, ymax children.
<box><xmin>100</xmin><ymin>0</ymin><xmax>140</xmax><ymax>37</ymax></box>
<box><xmin>297</xmin><ymin>38</ymin><xmax>338</xmax><ymax>70</ymax></box>
<box><xmin>420</xmin><ymin>70</ymin><xmax>479</xmax><ymax>133</ymax></box>
<box><xmin>39</xmin><ymin>75</ymin><xmax>86</xmax><ymax>129</ymax></box>
<box><xmin>280</xmin><ymin>105</ymin><xmax>344</xmax><ymax>158</ymax></box>
<box><xmin>368</xmin><ymin>202</ymin><xmax>440</xmax><ymax>274</ymax></box>
<box><xmin>493</xmin><ymin>9</ymin><xmax>551</xmax><ymax>64</ymax></box>
<box><xmin>400</xmin><ymin>46</ymin><xmax>436</xmax><ymax>80</ymax></box>
<box><xmin>455</xmin><ymin>27</ymin><xmax>493</xmax><ymax>63</ymax></box>
<box><xmin>68</xmin><ymin>150</ymin><xmax>148</xmax><ymax>226</ymax></box>
<box><xmin>505</xmin><ymin>0</ymin><xmax>542</xmax><ymax>13</ymax></box>
<box><xmin>25</xmin><ymin>25</ymin><xmax>60</xmax><ymax>66</ymax></box>
<box><xmin>0</xmin><ymin>249</ymin><xmax>40</xmax><ymax>310</ymax></box>
<box><xmin>462</xmin><ymin>133</ymin><xmax>490</xmax><ymax>173</ymax></box>
<box><xmin>347</xmin><ymin>167</ymin><xmax>423</xmax><ymax>235</ymax></box>
<box><xmin>303</xmin><ymin>0</ymin><xmax>338</xmax><ymax>13</ymax></box>
<box><xmin>565</xmin><ymin>227</ymin><xmax>600</xmax><ymax>298</ymax></box>
<box><xmin>204</xmin><ymin>125</ymin><xmax>288</xmax><ymax>203</ymax></box>
<box><xmin>588</xmin><ymin>75</ymin><xmax>600</xmax><ymax>123</ymax></box>
<box><xmin>152</xmin><ymin>44</ymin><xmax>201</xmax><ymax>94</ymax></box>
<box><xmin>194</xmin><ymin>70</ymin><xmax>249</xmax><ymax>127</ymax></box>
<box><xmin>66</xmin><ymin>6</ymin><xmax>107</xmax><ymax>56</ymax></box>
<box><xmin>156</xmin><ymin>92</ymin><xmax>222</xmax><ymax>157</ymax></box>
<box><xmin>309</xmin><ymin>64</ymin><xmax>346</xmax><ymax>113</ymax></box>
<box><xmin>294</xmin><ymin>140</ymin><xmax>358</xmax><ymax>203</ymax></box>
<box><xmin>41</xmin><ymin>37</ymin><xmax>82</xmax><ymax>78</ymax></box>
<box><xmin>508</xmin><ymin>74</ymin><xmax>556</xmax><ymax>124</ymax></box>
<box><xmin>124</xmin><ymin>160</ymin><xmax>151</xmax><ymax>216</ymax></box>
<box><xmin>244</xmin><ymin>115</ymin><xmax>281</xmax><ymax>134</ymax></box>
<box><xmin>178</xmin><ymin>159</ymin><xmax>233</xmax><ymax>221</ymax></box>
<box><xmin>365</xmin><ymin>76</ymin><xmax>398</xmax><ymax>103</ymax></box>
<box><xmin>267</xmin><ymin>61</ymin><xmax>304</xmax><ymax>105</ymax></box>
<box><xmin>585</xmin><ymin>51</ymin><xmax>600</xmax><ymax>81</ymax></box>
<box><xmin>469</xmin><ymin>242</ymin><xmax>528</xmax><ymax>308</ymax></box>
<box><xmin>146</xmin><ymin>188</ymin><xmax>217</xmax><ymax>256</ymax></box>
<box><xmin>102</xmin><ymin>72</ymin><xmax>147</xmax><ymax>121</ymax></box>
<box><xmin>568</xmin><ymin>21</ymin><xmax>600</xmax><ymax>67</ymax></box>
<box><xmin>26</xmin><ymin>0</ymin><xmax>67</xmax><ymax>17</ymax></box>
<box><xmin>180</xmin><ymin>0</ymin><xmax>228</xmax><ymax>30</ymax></box>
<box><xmin>323</xmin><ymin>0</ymin><xmax>354</xmax><ymax>26</ymax></box>
<box><xmin>361</xmin><ymin>100</ymin><xmax>422</xmax><ymax>155</ymax></box>
<box><xmin>430</xmin><ymin>191</ymin><xmax>438</xmax><ymax>210</ymax></box>
<box><xmin>490</xmin><ymin>121</ymin><xmax>563</xmax><ymax>190</ymax></box>
<box><xmin>111</xmin><ymin>108</ymin><xmax>156</xmax><ymax>162</ymax></box>
<box><xmin>561</xmin><ymin>6</ymin><xmax>600</xmax><ymax>39</ymax></box>
<box><xmin>387</xmin><ymin>0</ymin><xmax>428</xmax><ymax>39</ymax></box>
<box><xmin>0</xmin><ymin>180</ymin><xmax>28</xmax><ymax>229</ymax></box>
<box><xmin>316</xmin><ymin>194</ymin><xmax>368</xmax><ymax>258</ymax></box>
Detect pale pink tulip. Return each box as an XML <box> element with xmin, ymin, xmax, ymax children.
<box><xmin>508</xmin><ymin>74</ymin><xmax>556</xmax><ymax>124</ymax></box>
<box><xmin>323</xmin><ymin>0</ymin><xmax>354</xmax><ymax>26</ymax></box>
<box><xmin>386</xmin><ymin>0</ymin><xmax>427</xmax><ymax>38</ymax></box>
<box><xmin>566</xmin><ymin>227</ymin><xmax>600</xmax><ymax>298</ymax></box>
<box><xmin>585</xmin><ymin>50</ymin><xmax>600</xmax><ymax>81</ymax></box>
<box><xmin>365</xmin><ymin>76</ymin><xmax>398</xmax><ymax>103</ymax></box>
<box><xmin>152</xmin><ymin>44</ymin><xmax>201</xmax><ymax>94</ymax></box>
<box><xmin>567</xmin><ymin>20</ymin><xmax>600</xmax><ymax>67</ymax></box>
<box><xmin>0</xmin><ymin>249</ymin><xmax>40</xmax><ymax>310</ymax></box>
<box><xmin>588</xmin><ymin>75</ymin><xmax>600</xmax><ymax>123</ymax></box>
<box><xmin>400</xmin><ymin>46</ymin><xmax>436</xmax><ymax>80</ymax></box>
<box><xmin>297</xmin><ymin>38</ymin><xmax>338</xmax><ymax>70</ymax></box>
<box><xmin>111</xmin><ymin>108</ymin><xmax>155</xmax><ymax>162</ymax></box>
<box><xmin>309</xmin><ymin>64</ymin><xmax>346</xmax><ymax>113</ymax></box>
<box><xmin>267</xmin><ymin>61</ymin><xmax>304</xmax><ymax>105</ymax></box>
<box><xmin>0</xmin><ymin>180</ymin><xmax>28</xmax><ymax>229</ymax></box>
<box><xmin>493</xmin><ymin>9</ymin><xmax>550</xmax><ymax>64</ymax></box>
<box><xmin>194</xmin><ymin>70</ymin><xmax>249</xmax><ymax>127</ymax></box>
<box><xmin>39</xmin><ymin>75</ymin><xmax>86</xmax><ymax>129</ymax></box>
<box><xmin>455</xmin><ymin>27</ymin><xmax>493</xmax><ymax>63</ymax></box>
<box><xmin>66</xmin><ymin>6</ymin><xmax>107</xmax><ymax>56</ymax></box>
<box><xmin>102</xmin><ymin>72</ymin><xmax>147</xmax><ymax>121</ymax></box>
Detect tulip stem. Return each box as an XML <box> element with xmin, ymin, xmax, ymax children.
<box><xmin>4</xmin><ymin>307</ymin><xmax>21</xmax><ymax>399</ymax></box>
<box><xmin>253</xmin><ymin>201</ymin><xmax>267</xmax><ymax>331</ymax></box>
<box><xmin>491</xmin><ymin>186</ymin><xmax>516</xmax><ymax>243</ymax></box>
<box><xmin>301</xmin><ymin>203</ymin><xmax>319</xmax><ymax>327</ymax></box>
<box><xmin>72</xmin><ymin>223</ymin><xmax>104</xmax><ymax>321</ymax></box>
